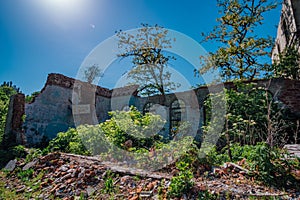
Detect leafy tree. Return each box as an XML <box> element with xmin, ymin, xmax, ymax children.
<box><xmin>117</xmin><ymin>24</ymin><xmax>179</xmax><ymax>103</ymax></box>
<box><xmin>198</xmin><ymin>0</ymin><xmax>277</xmax><ymax>81</ymax></box>
<box><xmin>84</xmin><ymin>64</ymin><xmax>102</xmax><ymax>84</ymax></box>
<box><xmin>1</xmin><ymin>81</ymin><xmax>21</xmax><ymax>93</ymax></box>
<box><xmin>272</xmin><ymin>44</ymin><xmax>300</xmax><ymax>80</ymax></box>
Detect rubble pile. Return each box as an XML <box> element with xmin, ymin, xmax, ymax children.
<box><xmin>2</xmin><ymin>152</ymin><xmax>171</xmax><ymax>199</ymax></box>
<box><xmin>1</xmin><ymin>152</ymin><xmax>299</xmax><ymax>199</ymax></box>
<box><xmin>196</xmin><ymin>162</ymin><xmax>295</xmax><ymax>199</ymax></box>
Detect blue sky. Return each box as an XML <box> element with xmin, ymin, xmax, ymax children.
<box><xmin>0</xmin><ymin>0</ymin><xmax>282</xmax><ymax>94</ymax></box>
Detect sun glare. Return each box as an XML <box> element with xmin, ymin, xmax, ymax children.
<box><xmin>35</xmin><ymin>0</ymin><xmax>91</xmax><ymax>26</ymax></box>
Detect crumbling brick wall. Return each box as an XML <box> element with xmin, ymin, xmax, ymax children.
<box><xmin>5</xmin><ymin>73</ymin><xmax>300</xmax><ymax>147</ymax></box>
<box><xmin>23</xmin><ymin>73</ymin><xmax>139</xmax><ymax>146</ymax></box>
<box><xmin>2</xmin><ymin>93</ymin><xmax>25</xmax><ymax>147</ymax></box>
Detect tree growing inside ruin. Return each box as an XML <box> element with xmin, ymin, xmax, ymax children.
<box><xmin>116</xmin><ymin>24</ymin><xmax>179</xmax><ymax>102</ymax></box>
<box><xmin>198</xmin><ymin>0</ymin><xmax>277</xmax><ymax>81</ymax></box>
<box><xmin>84</xmin><ymin>64</ymin><xmax>102</xmax><ymax>84</ymax></box>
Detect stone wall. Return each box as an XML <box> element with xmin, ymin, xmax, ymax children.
<box><xmin>272</xmin><ymin>0</ymin><xmax>300</xmax><ymax>62</ymax></box>
<box><xmin>24</xmin><ymin>85</ymin><xmax>76</xmax><ymax>145</ymax></box>
<box><xmin>5</xmin><ymin>73</ymin><xmax>300</xmax><ymax>146</ymax></box>
<box><xmin>23</xmin><ymin>73</ymin><xmax>140</xmax><ymax>146</ymax></box>
<box><xmin>23</xmin><ymin>74</ymin><xmax>113</xmax><ymax>145</ymax></box>
<box><xmin>270</xmin><ymin>78</ymin><xmax>300</xmax><ymax>115</ymax></box>
<box><xmin>3</xmin><ymin>93</ymin><xmax>25</xmax><ymax>147</ymax></box>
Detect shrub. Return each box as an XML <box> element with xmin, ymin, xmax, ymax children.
<box><xmin>25</xmin><ymin>148</ymin><xmax>43</xmax><ymax>163</ymax></box>
<box><xmin>100</xmin><ymin>106</ymin><xmax>165</xmax><ymax>150</ymax></box>
<box><xmin>0</xmin><ymin>83</ymin><xmax>19</xmax><ymax>146</ymax></box>
<box><xmin>46</xmin><ymin>128</ymin><xmax>89</xmax><ymax>155</ymax></box>
<box><xmin>168</xmin><ymin>159</ymin><xmax>194</xmax><ymax>198</ymax></box>
<box><xmin>239</xmin><ymin>143</ymin><xmax>299</xmax><ymax>188</ymax></box>
<box><xmin>76</xmin><ymin>124</ymin><xmax>111</xmax><ymax>155</ymax></box>
<box><xmin>46</xmin><ymin>106</ymin><xmax>168</xmax><ymax>158</ymax></box>
<box><xmin>11</xmin><ymin>145</ymin><xmax>27</xmax><ymax>159</ymax></box>
<box><xmin>203</xmin><ymin>83</ymin><xmax>294</xmax><ymax>150</ymax></box>
<box><xmin>205</xmin><ymin>142</ymin><xmax>300</xmax><ymax>188</ymax></box>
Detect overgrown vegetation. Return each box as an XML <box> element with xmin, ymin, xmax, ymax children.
<box><xmin>102</xmin><ymin>170</ymin><xmax>117</xmax><ymax>194</ymax></box>
<box><xmin>4</xmin><ymin>90</ymin><xmax>297</xmax><ymax>198</ymax></box>
<box><xmin>1</xmin><ymin>90</ymin><xmax>299</xmax><ymax>197</ymax></box>
<box><xmin>25</xmin><ymin>91</ymin><xmax>40</xmax><ymax>103</ymax></box>
<box><xmin>0</xmin><ymin>81</ymin><xmax>19</xmax><ymax>145</ymax></box>
<box><xmin>201</xmin><ymin>82</ymin><xmax>300</xmax><ymax>189</ymax></box>
<box><xmin>203</xmin><ymin>82</ymin><xmax>298</xmax><ymax>164</ymax></box>
<box><xmin>46</xmin><ymin>106</ymin><xmax>166</xmax><ymax>156</ymax></box>
<box><xmin>1</xmin><ymin>0</ymin><xmax>300</xmax><ymax>198</ymax></box>
<box><xmin>272</xmin><ymin>43</ymin><xmax>300</xmax><ymax>80</ymax></box>
<box><xmin>46</xmin><ymin>127</ymin><xmax>89</xmax><ymax>155</ymax></box>
<box><xmin>41</xmin><ymin>102</ymin><xmax>300</xmax><ymax>194</ymax></box>
<box><xmin>168</xmin><ymin>152</ymin><xmax>195</xmax><ymax>198</ymax></box>
<box><xmin>205</xmin><ymin>143</ymin><xmax>300</xmax><ymax>188</ymax></box>
<box><xmin>0</xmin><ymin>168</ymin><xmax>47</xmax><ymax>199</ymax></box>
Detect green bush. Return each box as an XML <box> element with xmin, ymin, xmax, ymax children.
<box><xmin>203</xmin><ymin>83</ymin><xmax>294</xmax><ymax>149</ymax></box>
<box><xmin>100</xmin><ymin>106</ymin><xmax>165</xmax><ymax>150</ymax></box>
<box><xmin>11</xmin><ymin>145</ymin><xmax>27</xmax><ymax>159</ymax></box>
<box><xmin>25</xmin><ymin>148</ymin><xmax>43</xmax><ymax>163</ymax></box>
<box><xmin>76</xmin><ymin>124</ymin><xmax>110</xmax><ymax>155</ymax></box>
<box><xmin>205</xmin><ymin>143</ymin><xmax>300</xmax><ymax>188</ymax></box>
<box><xmin>239</xmin><ymin>143</ymin><xmax>299</xmax><ymax>188</ymax></box>
<box><xmin>168</xmin><ymin>158</ymin><xmax>194</xmax><ymax>198</ymax></box>
<box><xmin>47</xmin><ymin>106</ymin><xmax>166</xmax><ymax>156</ymax></box>
<box><xmin>46</xmin><ymin>128</ymin><xmax>89</xmax><ymax>155</ymax></box>
<box><xmin>198</xmin><ymin>190</ymin><xmax>219</xmax><ymax>200</ymax></box>
<box><xmin>25</xmin><ymin>91</ymin><xmax>40</xmax><ymax>103</ymax></box>
<box><xmin>0</xmin><ymin>145</ymin><xmax>28</xmax><ymax>168</ymax></box>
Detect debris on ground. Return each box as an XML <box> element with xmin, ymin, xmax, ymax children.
<box><xmin>0</xmin><ymin>152</ymin><xmax>299</xmax><ymax>199</ymax></box>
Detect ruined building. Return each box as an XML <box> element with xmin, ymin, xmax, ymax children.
<box><xmin>4</xmin><ymin>1</ymin><xmax>300</xmax><ymax>147</ymax></box>
<box><xmin>272</xmin><ymin>0</ymin><xmax>300</xmax><ymax>61</ymax></box>
<box><xmin>3</xmin><ymin>73</ymin><xmax>300</xmax><ymax>147</ymax></box>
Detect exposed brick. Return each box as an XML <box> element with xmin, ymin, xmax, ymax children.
<box><xmin>5</xmin><ymin>73</ymin><xmax>300</xmax><ymax>146</ymax></box>
<box><xmin>3</xmin><ymin>93</ymin><xmax>25</xmax><ymax>147</ymax></box>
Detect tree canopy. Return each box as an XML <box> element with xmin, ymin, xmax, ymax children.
<box><xmin>199</xmin><ymin>0</ymin><xmax>277</xmax><ymax>81</ymax></box>
<box><xmin>117</xmin><ymin>24</ymin><xmax>179</xmax><ymax>100</ymax></box>
<box><xmin>84</xmin><ymin>64</ymin><xmax>102</xmax><ymax>84</ymax></box>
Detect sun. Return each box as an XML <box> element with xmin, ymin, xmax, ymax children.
<box><xmin>43</xmin><ymin>0</ymin><xmax>83</xmax><ymax>12</ymax></box>
<box><xmin>36</xmin><ymin>0</ymin><xmax>90</xmax><ymax>26</ymax></box>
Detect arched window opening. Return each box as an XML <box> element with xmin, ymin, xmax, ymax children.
<box><xmin>202</xmin><ymin>97</ymin><xmax>210</xmax><ymax>126</ymax></box>
<box><xmin>170</xmin><ymin>99</ymin><xmax>186</xmax><ymax>132</ymax></box>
